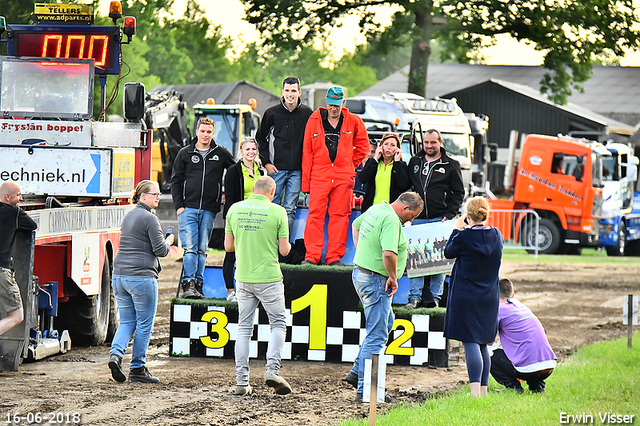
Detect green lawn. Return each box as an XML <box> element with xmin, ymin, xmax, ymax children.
<box><xmin>502</xmin><ymin>248</ymin><xmax>639</xmax><ymax>264</ymax></box>
<box><xmin>339</xmin><ymin>333</ymin><xmax>640</xmax><ymax>426</ymax></box>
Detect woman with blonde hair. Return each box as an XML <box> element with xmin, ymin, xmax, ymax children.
<box><xmin>222</xmin><ymin>138</ymin><xmax>265</xmax><ymax>301</ymax></box>
<box><xmin>357</xmin><ymin>133</ymin><xmax>411</xmax><ymax>212</ymax></box>
<box><xmin>443</xmin><ymin>196</ymin><xmax>503</xmax><ymax>397</ymax></box>
<box><xmin>109</xmin><ymin>180</ymin><xmax>174</xmax><ymax>383</ymax></box>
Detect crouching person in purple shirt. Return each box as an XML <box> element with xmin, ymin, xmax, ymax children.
<box><xmin>490</xmin><ymin>278</ymin><xmax>556</xmax><ymax>394</ymax></box>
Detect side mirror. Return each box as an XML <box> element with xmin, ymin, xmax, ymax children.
<box><xmin>123</xmin><ymin>82</ymin><xmax>145</xmax><ymax>121</ymax></box>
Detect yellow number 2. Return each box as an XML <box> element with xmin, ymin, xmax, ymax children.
<box><xmin>385</xmin><ymin>318</ymin><xmax>415</xmax><ymax>356</ymax></box>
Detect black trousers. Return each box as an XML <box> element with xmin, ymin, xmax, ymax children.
<box><xmin>223</xmin><ymin>251</ymin><xmax>235</xmax><ymax>290</ymax></box>
<box><xmin>490</xmin><ymin>349</ymin><xmax>553</xmax><ymax>392</ymax></box>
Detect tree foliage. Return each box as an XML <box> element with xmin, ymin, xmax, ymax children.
<box><xmin>240</xmin><ymin>0</ymin><xmax>640</xmax><ymax>104</ymax></box>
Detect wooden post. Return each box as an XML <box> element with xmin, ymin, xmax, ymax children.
<box><xmin>369</xmin><ymin>353</ymin><xmax>379</xmax><ymax>426</ymax></box>
<box><xmin>628</xmin><ymin>294</ymin><xmax>633</xmax><ymax>349</ymax></box>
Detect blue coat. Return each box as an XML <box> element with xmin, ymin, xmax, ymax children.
<box><xmin>443</xmin><ymin>226</ymin><xmax>503</xmax><ymax>344</ymax></box>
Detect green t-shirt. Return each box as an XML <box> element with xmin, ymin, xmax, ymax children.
<box><xmin>225</xmin><ymin>193</ymin><xmax>289</xmax><ymax>283</ymax></box>
<box><xmin>372</xmin><ymin>160</ymin><xmax>393</xmax><ymax>206</ymax></box>
<box><xmin>352</xmin><ymin>201</ymin><xmax>407</xmax><ymax>278</ymax></box>
<box><xmin>242</xmin><ymin>163</ymin><xmax>260</xmax><ymax>199</ymax></box>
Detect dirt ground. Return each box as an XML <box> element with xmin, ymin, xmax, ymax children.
<box><xmin>1</xmin><ymin>254</ymin><xmax>637</xmax><ymax>425</ymax></box>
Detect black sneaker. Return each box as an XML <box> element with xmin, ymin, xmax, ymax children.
<box><xmin>354</xmin><ymin>393</ymin><xmax>363</xmax><ymax>403</ymax></box>
<box><xmin>129</xmin><ymin>366</ymin><xmax>160</xmax><ymax>383</ymax></box>
<box><xmin>181</xmin><ymin>279</ymin><xmax>201</xmax><ymax>299</ymax></box>
<box><xmin>344</xmin><ymin>371</ymin><xmax>358</xmax><ymax>388</ymax></box>
<box><xmin>300</xmin><ymin>260</ymin><xmax>318</xmax><ymax>266</ymax></box>
<box><xmin>328</xmin><ymin>260</ymin><xmax>346</xmax><ymax>266</ymax></box>
<box><xmin>108</xmin><ymin>353</ymin><xmax>126</xmax><ymax>383</ymax></box>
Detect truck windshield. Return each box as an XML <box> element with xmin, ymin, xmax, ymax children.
<box><xmin>601</xmin><ymin>156</ymin><xmax>617</xmax><ymax>181</ymax></box>
<box><xmin>0</xmin><ymin>59</ymin><xmax>92</xmax><ymax>118</ymax></box>
<box><xmin>441</xmin><ymin>133</ymin><xmax>469</xmax><ymax>158</ymax></box>
<box><xmin>196</xmin><ymin>111</ymin><xmax>238</xmax><ymax>153</ymax></box>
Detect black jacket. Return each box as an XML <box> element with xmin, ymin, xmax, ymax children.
<box><xmin>256</xmin><ymin>98</ymin><xmax>313</xmax><ymax>171</ymax></box>
<box><xmin>358</xmin><ymin>158</ymin><xmax>411</xmax><ymax>212</ymax></box>
<box><xmin>222</xmin><ymin>161</ymin><xmax>266</xmax><ymax>218</ymax></box>
<box><xmin>0</xmin><ymin>202</ymin><xmax>37</xmax><ymax>268</ymax></box>
<box><xmin>170</xmin><ymin>137</ymin><xmax>235</xmax><ymax>212</ymax></box>
<box><xmin>408</xmin><ymin>147</ymin><xmax>465</xmax><ymax>220</ymax></box>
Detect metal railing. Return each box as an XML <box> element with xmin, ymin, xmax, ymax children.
<box><xmin>488</xmin><ymin>209</ymin><xmax>540</xmax><ymax>258</ymax></box>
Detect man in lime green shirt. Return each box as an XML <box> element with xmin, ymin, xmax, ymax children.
<box><xmin>225</xmin><ymin>176</ymin><xmax>292</xmax><ymax>396</ymax></box>
<box><xmin>344</xmin><ymin>192</ymin><xmax>423</xmax><ymax>401</ymax></box>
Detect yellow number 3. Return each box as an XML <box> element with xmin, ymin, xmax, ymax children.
<box><xmin>200</xmin><ymin>310</ymin><xmax>230</xmax><ymax>348</ymax></box>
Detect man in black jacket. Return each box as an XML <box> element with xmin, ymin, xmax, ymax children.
<box><xmin>171</xmin><ymin>118</ymin><xmax>234</xmax><ymax>298</ymax></box>
<box><xmin>405</xmin><ymin>128</ymin><xmax>464</xmax><ymax>309</ymax></box>
<box><xmin>256</xmin><ymin>77</ymin><xmax>313</xmax><ymax>233</ymax></box>
<box><xmin>0</xmin><ymin>182</ymin><xmax>37</xmax><ymax>337</ymax></box>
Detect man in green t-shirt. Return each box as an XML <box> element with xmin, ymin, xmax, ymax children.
<box><xmin>344</xmin><ymin>192</ymin><xmax>423</xmax><ymax>401</ymax></box>
<box><xmin>225</xmin><ymin>176</ymin><xmax>292</xmax><ymax>396</ymax></box>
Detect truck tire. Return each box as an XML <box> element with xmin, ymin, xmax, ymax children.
<box><xmin>606</xmin><ymin>220</ymin><xmax>626</xmax><ymax>256</ymax></box>
<box><xmin>524</xmin><ymin>218</ymin><xmax>561</xmax><ymax>255</ymax></box>
<box><xmin>105</xmin><ymin>256</ymin><xmax>119</xmax><ymax>343</ymax></box>
<box><xmin>625</xmin><ymin>239</ymin><xmax>640</xmax><ymax>256</ymax></box>
<box><xmin>56</xmin><ymin>255</ymin><xmax>111</xmax><ymax>346</ymax></box>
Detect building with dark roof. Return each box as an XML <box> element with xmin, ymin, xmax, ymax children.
<box><xmin>358</xmin><ymin>62</ymin><xmax>640</xmax><ymax>148</ymax></box>
<box><xmin>151</xmin><ymin>81</ymin><xmax>280</xmax><ymax>116</ymax></box>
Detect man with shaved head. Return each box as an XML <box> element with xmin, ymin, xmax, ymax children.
<box><xmin>0</xmin><ymin>182</ymin><xmax>37</xmax><ymax>337</ymax></box>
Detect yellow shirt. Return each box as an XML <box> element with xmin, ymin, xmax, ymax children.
<box><xmin>372</xmin><ymin>160</ymin><xmax>393</xmax><ymax>206</ymax></box>
<box><xmin>241</xmin><ymin>163</ymin><xmax>260</xmax><ymax>199</ymax></box>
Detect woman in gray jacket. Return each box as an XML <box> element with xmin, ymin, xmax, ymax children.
<box><xmin>108</xmin><ymin>180</ymin><xmax>174</xmax><ymax>384</ymax></box>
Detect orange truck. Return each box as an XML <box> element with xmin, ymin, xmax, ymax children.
<box><xmin>488</xmin><ymin>134</ymin><xmax>612</xmax><ymax>254</ymax></box>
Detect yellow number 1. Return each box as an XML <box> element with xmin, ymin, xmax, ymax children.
<box><xmin>291</xmin><ymin>284</ymin><xmax>328</xmax><ymax>350</ymax></box>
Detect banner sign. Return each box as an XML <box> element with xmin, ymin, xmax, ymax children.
<box><xmin>0</xmin><ymin>146</ymin><xmax>111</xmax><ymax>197</ymax></box>
<box><xmin>404</xmin><ymin>221</ymin><xmax>457</xmax><ymax>278</ymax></box>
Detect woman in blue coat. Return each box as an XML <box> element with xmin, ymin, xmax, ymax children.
<box><xmin>444</xmin><ymin>196</ymin><xmax>503</xmax><ymax>397</ymax></box>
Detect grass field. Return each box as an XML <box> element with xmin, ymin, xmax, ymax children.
<box><xmin>339</xmin><ymin>332</ymin><xmax>640</xmax><ymax>426</ymax></box>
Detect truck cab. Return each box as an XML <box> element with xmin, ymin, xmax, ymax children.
<box><xmin>345</xmin><ymin>94</ymin><xmax>474</xmax><ymax>193</ymax></box>
<box><xmin>599</xmin><ymin>142</ymin><xmax>639</xmax><ymax>255</ymax></box>
<box><xmin>490</xmin><ymin>134</ymin><xmax>610</xmax><ymax>254</ymax></box>
<box><xmin>192</xmin><ymin>100</ymin><xmax>260</xmax><ymax>156</ymax></box>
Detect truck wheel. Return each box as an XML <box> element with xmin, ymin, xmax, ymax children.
<box><xmin>57</xmin><ymin>255</ymin><xmax>111</xmax><ymax>346</ymax></box>
<box><xmin>606</xmin><ymin>221</ymin><xmax>626</xmax><ymax>256</ymax></box>
<box><xmin>105</xmin><ymin>256</ymin><xmax>119</xmax><ymax>343</ymax></box>
<box><xmin>524</xmin><ymin>218</ymin><xmax>561</xmax><ymax>255</ymax></box>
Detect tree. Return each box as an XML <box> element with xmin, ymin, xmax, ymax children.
<box><xmin>240</xmin><ymin>0</ymin><xmax>640</xmax><ymax>104</ymax></box>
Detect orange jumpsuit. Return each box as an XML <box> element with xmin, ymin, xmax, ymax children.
<box><xmin>301</xmin><ymin>107</ymin><xmax>369</xmax><ymax>264</ymax></box>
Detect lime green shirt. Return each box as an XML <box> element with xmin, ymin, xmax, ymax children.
<box><xmin>225</xmin><ymin>193</ymin><xmax>289</xmax><ymax>283</ymax></box>
<box><xmin>352</xmin><ymin>201</ymin><xmax>407</xmax><ymax>278</ymax></box>
<box><xmin>372</xmin><ymin>160</ymin><xmax>393</xmax><ymax>206</ymax></box>
<box><xmin>241</xmin><ymin>163</ymin><xmax>260</xmax><ymax>199</ymax></box>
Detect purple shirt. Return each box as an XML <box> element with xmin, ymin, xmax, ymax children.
<box><xmin>498</xmin><ymin>298</ymin><xmax>556</xmax><ymax>372</ymax></box>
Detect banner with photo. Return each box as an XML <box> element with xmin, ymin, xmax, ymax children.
<box><xmin>403</xmin><ymin>221</ymin><xmax>457</xmax><ymax>278</ymax></box>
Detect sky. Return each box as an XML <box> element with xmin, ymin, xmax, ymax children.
<box><xmin>98</xmin><ymin>0</ymin><xmax>640</xmax><ymax>66</ymax></box>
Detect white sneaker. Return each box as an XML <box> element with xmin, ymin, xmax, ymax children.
<box><xmin>226</xmin><ymin>291</ymin><xmax>237</xmax><ymax>302</ymax></box>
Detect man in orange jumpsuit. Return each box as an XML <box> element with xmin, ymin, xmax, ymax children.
<box><xmin>301</xmin><ymin>87</ymin><xmax>369</xmax><ymax>265</ymax></box>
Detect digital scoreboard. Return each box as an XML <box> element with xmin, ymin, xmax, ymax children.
<box><xmin>7</xmin><ymin>24</ymin><xmax>122</xmax><ymax>75</ymax></box>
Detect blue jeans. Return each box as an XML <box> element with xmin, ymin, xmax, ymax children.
<box><xmin>270</xmin><ymin>170</ymin><xmax>301</xmax><ymax>233</ymax></box>
<box><xmin>110</xmin><ymin>276</ymin><xmax>158</xmax><ymax>369</ymax></box>
<box><xmin>178</xmin><ymin>207</ymin><xmax>215</xmax><ymax>282</ymax></box>
<box><xmin>235</xmin><ymin>280</ymin><xmax>287</xmax><ymax>386</ymax></box>
<box><xmin>351</xmin><ymin>268</ymin><xmax>394</xmax><ymax>393</ymax></box>
<box><xmin>409</xmin><ymin>217</ymin><xmax>445</xmax><ymax>303</ymax></box>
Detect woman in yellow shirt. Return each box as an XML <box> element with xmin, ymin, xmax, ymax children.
<box><xmin>222</xmin><ymin>138</ymin><xmax>265</xmax><ymax>301</ymax></box>
<box><xmin>357</xmin><ymin>134</ymin><xmax>411</xmax><ymax>212</ymax></box>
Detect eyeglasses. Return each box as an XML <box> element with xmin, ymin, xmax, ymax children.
<box><xmin>145</xmin><ymin>192</ymin><xmax>161</xmax><ymax>198</ymax></box>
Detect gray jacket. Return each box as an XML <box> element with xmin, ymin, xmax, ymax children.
<box><xmin>113</xmin><ymin>203</ymin><xmax>170</xmax><ymax>278</ymax></box>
